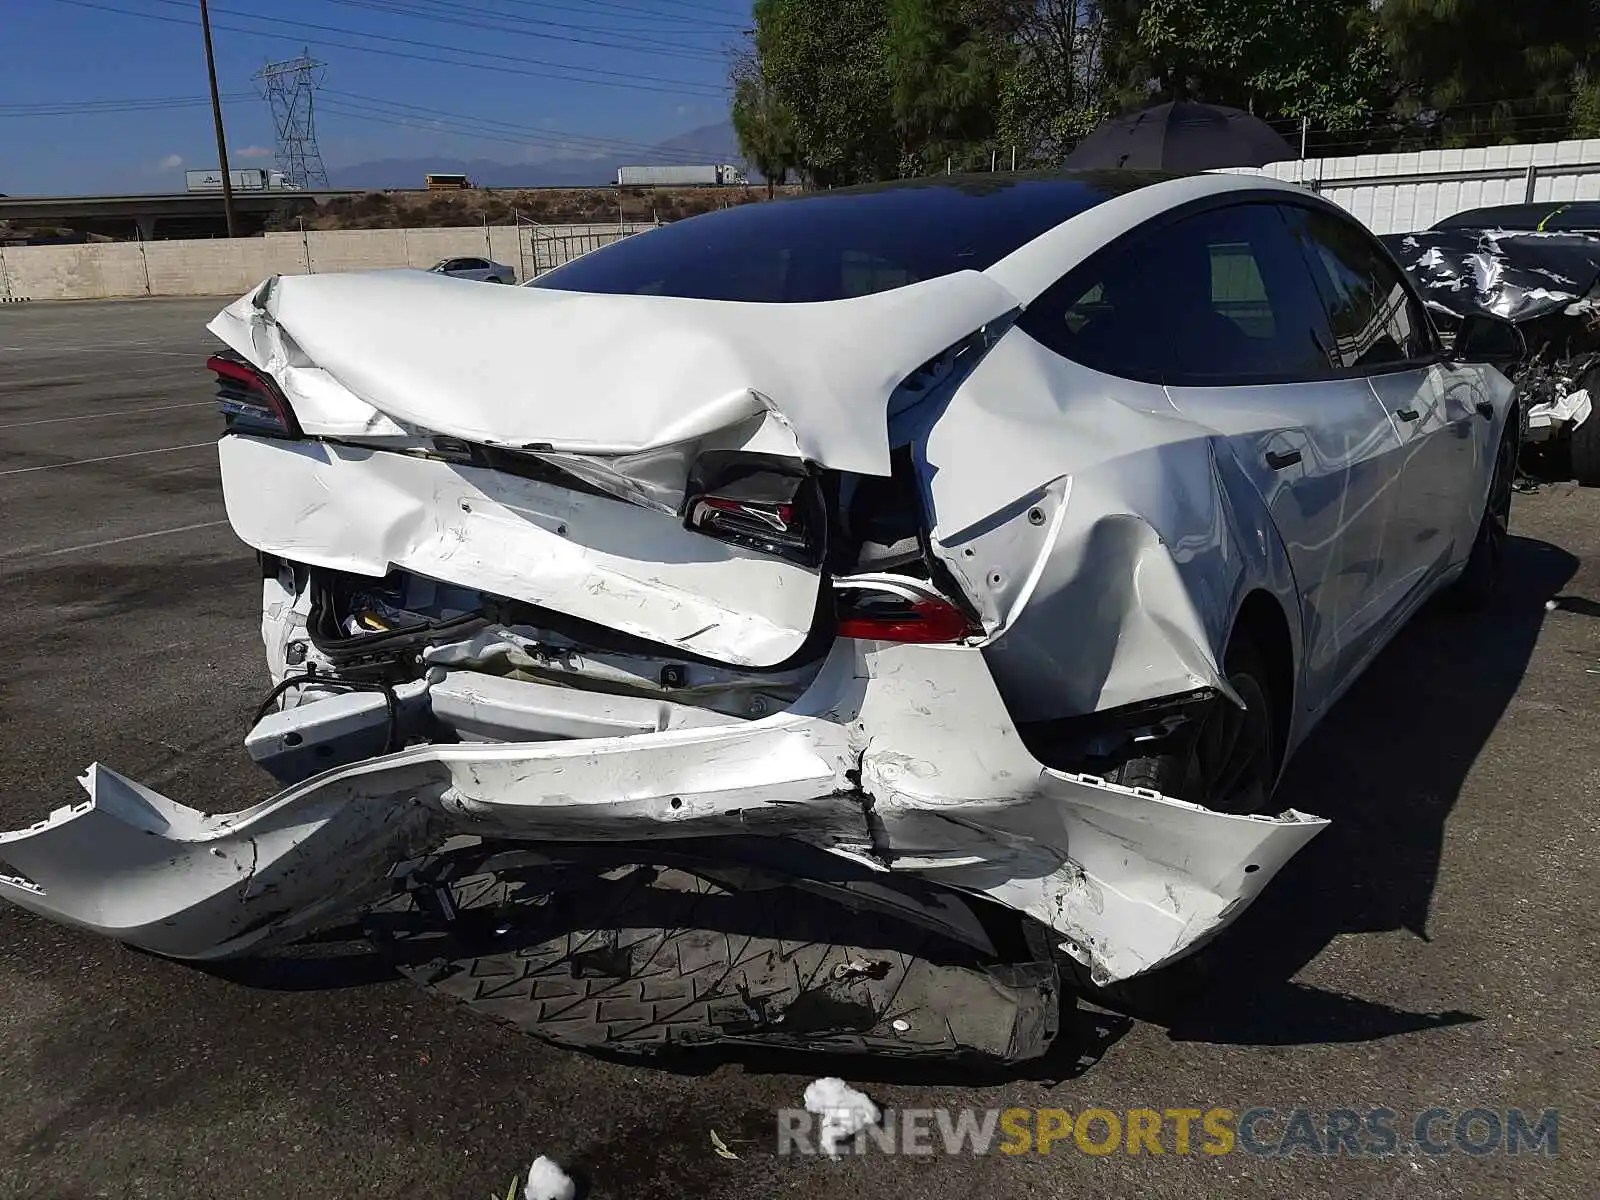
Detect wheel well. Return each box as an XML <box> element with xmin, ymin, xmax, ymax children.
<box><xmin>1231</xmin><ymin>590</ymin><xmax>1294</xmax><ymax>776</ymax></box>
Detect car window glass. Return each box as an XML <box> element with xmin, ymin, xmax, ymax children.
<box><xmin>1283</xmin><ymin>205</ymin><xmax>1433</xmax><ymax>370</ymax></box>
<box><xmin>839</xmin><ymin>250</ymin><xmax>919</xmax><ymax>298</ymax></box>
<box><xmin>1021</xmin><ymin>202</ymin><xmax>1334</xmax><ymax>384</ymax></box>
<box><xmin>1210</xmin><ymin>242</ymin><xmax>1274</xmax><ymax>337</ymax></box>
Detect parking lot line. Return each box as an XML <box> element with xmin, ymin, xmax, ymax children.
<box><xmin>0</xmin><ymin>401</ymin><xmax>210</xmax><ymax>431</ymax></box>
<box><xmin>0</xmin><ymin>441</ymin><xmax>215</xmax><ymax>477</ymax></box>
<box><xmin>18</xmin><ymin>519</ymin><xmax>232</xmax><ymax>559</ymax></box>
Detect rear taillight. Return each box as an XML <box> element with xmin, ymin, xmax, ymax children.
<box><xmin>833</xmin><ymin>575</ymin><xmax>977</xmax><ymax>643</ymax></box>
<box><xmin>683</xmin><ymin>452</ymin><xmax>824</xmax><ymax>567</ymax></box>
<box><xmin>208</xmin><ymin>353</ymin><xmax>301</xmax><ymax>437</ymax></box>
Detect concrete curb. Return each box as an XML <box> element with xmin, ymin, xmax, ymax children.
<box><xmin>0</xmin><ymin>296</ymin><xmax>32</xmax><ymax>304</ymax></box>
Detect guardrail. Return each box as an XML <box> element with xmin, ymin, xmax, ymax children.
<box><xmin>515</xmin><ymin>216</ymin><xmax>644</xmax><ymax>281</ymax></box>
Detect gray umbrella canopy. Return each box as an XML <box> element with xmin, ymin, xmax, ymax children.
<box><xmin>1064</xmin><ymin>101</ymin><xmax>1296</xmax><ymax>171</ymax></box>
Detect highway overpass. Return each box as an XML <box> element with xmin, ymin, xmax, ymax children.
<box><xmin>0</xmin><ymin>189</ymin><xmax>365</xmax><ymax>240</ymax></box>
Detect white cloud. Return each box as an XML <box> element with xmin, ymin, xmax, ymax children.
<box><xmin>157</xmin><ymin>153</ymin><xmax>183</xmax><ymax>170</ymax></box>
<box><xmin>236</xmin><ymin>145</ymin><xmax>273</xmax><ymax>159</ymax></box>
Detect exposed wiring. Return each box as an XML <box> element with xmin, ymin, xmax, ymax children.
<box><xmin>254</xmin><ymin>666</ymin><xmax>403</xmax><ymax>754</ymax></box>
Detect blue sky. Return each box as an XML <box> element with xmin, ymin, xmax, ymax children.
<box><xmin>0</xmin><ymin>0</ymin><xmax>750</xmax><ymax>194</ymax></box>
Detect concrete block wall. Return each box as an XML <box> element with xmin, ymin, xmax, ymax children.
<box><xmin>0</xmin><ymin>221</ymin><xmax>659</xmax><ymax>301</ymax></box>
<box><xmin>1233</xmin><ymin>138</ymin><xmax>1600</xmax><ymax>234</ymax></box>
<box><xmin>0</xmin><ymin>241</ymin><xmax>149</xmax><ymax>301</ymax></box>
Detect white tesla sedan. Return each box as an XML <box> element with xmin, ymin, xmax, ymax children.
<box><xmin>0</xmin><ymin>170</ymin><xmax>1523</xmax><ymax>1062</ymax></box>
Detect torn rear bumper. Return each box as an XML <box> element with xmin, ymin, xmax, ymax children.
<box><xmin>0</xmin><ymin>642</ymin><xmax>1326</xmax><ymax>985</ymax></box>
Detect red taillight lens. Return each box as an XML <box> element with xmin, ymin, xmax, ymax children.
<box><xmin>834</xmin><ymin>577</ymin><xmax>977</xmax><ymax>644</ymax></box>
<box><xmin>207</xmin><ymin>353</ymin><xmax>301</xmax><ymax>437</ymax></box>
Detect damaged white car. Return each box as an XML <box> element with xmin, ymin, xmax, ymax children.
<box><xmin>0</xmin><ymin>171</ymin><xmax>1522</xmax><ymax>1063</ymax></box>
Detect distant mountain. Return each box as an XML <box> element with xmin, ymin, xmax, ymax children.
<box><xmin>327</xmin><ymin>120</ymin><xmax>744</xmax><ymax>190</ymax></box>
<box><xmin>647</xmin><ymin>120</ymin><xmax>740</xmax><ymax>161</ymax></box>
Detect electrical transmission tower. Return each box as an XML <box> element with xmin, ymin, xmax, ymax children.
<box><xmin>254</xmin><ymin>50</ymin><xmax>329</xmax><ymax>189</ymax></box>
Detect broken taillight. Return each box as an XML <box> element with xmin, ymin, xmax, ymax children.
<box><xmin>833</xmin><ymin>575</ymin><xmax>978</xmax><ymax>643</ymax></box>
<box><xmin>683</xmin><ymin>451</ymin><xmax>823</xmax><ymax>566</ymax></box>
<box><xmin>208</xmin><ymin>352</ymin><xmax>301</xmax><ymax>438</ymax></box>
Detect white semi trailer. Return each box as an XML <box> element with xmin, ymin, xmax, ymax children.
<box><xmin>615</xmin><ymin>164</ymin><xmax>748</xmax><ymax>187</ymax></box>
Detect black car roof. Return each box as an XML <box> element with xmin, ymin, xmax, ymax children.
<box><xmin>1432</xmin><ymin>201</ymin><xmax>1600</xmax><ymax>233</ymax></box>
<box><xmin>532</xmin><ymin>170</ymin><xmax>1187</xmax><ymax>303</ymax></box>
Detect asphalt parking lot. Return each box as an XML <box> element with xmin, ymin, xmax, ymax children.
<box><xmin>0</xmin><ymin>296</ymin><xmax>1597</xmax><ymax>1199</ymax></box>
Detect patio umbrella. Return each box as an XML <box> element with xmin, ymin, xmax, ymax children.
<box><xmin>1064</xmin><ymin>101</ymin><xmax>1296</xmax><ymax>171</ymax></box>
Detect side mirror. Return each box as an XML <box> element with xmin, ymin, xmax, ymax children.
<box><xmin>1452</xmin><ymin>313</ymin><xmax>1526</xmax><ymax>364</ymax></box>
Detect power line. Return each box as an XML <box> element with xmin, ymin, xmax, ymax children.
<box><xmin>630</xmin><ymin>0</ymin><xmax>747</xmax><ymax>19</ymax></box>
<box><xmin>326</xmin><ymin>89</ymin><xmax>731</xmax><ymax>162</ymax></box>
<box><xmin>465</xmin><ymin>0</ymin><xmax>745</xmax><ymax>29</ymax></box>
<box><xmin>319</xmin><ymin>96</ymin><xmax>736</xmax><ymax>169</ymax></box>
<box><xmin>148</xmin><ymin>0</ymin><xmax>726</xmax><ymax>90</ymax></box>
<box><xmin>49</xmin><ymin>0</ymin><xmax>726</xmax><ymax>98</ymax></box>
<box><xmin>0</xmin><ymin>93</ymin><xmax>255</xmax><ymax>116</ymax></box>
<box><xmin>323</xmin><ymin>0</ymin><xmax>734</xmax><ymax>61</ymax></box>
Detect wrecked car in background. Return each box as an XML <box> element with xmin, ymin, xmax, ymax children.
<box><xmin>1382</xmin><ymin>226</ymin><xmax>1600</xmax><ymax>485</ymax></box>
<box><xmin>0</xmin><ymin>172</ymin><xmax>1521</xmax><ymax>1064</ymax></box>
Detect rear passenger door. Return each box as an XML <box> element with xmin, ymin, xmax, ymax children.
<box><xmin>1283</xmin><ymin>204</ymin><xmax>1484</xmax><ymax>603</ymax></box>
<box><xmin>1026</xmin><ymin>200</ymin><xmax>1407</xmax><ymax>711</ymax></box>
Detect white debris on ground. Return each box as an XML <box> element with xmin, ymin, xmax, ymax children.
<box><xmin>803</xmin><ymin>1077</ymin><xmax>882</xmax><ymax>1158</ymax></box>
<box><xmin>523</xmin><ymin>1155</ymin><xmax>577</xmax><ymax>1200</ymax></box>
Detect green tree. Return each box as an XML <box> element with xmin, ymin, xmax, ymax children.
<box><xmin>885</xmin><ymin>0</ymin><xmax>1014</xmax><ymax>175</ymax></box>
<box><xmin>1136</xmin><ymin>0</ymin><xmax>1391</xmax><ymax>131</ymax></box>
<box><xmin>731</xmin><ymin>53</ymin><xmax>798</xmax><ymax>198</ymax></box>
<box><xmin>1377</xmin><ymin>0</ymin><xmax>1596</xmax><ymax>146</ymax></box>
<box><xmin>747</xmin><ymin>0</ymin><xmax>899</xmax><ymax>185</ymax></box>
<box><xmin>996</xmin><ymin>0</ymin><xmax>1125</xmax><ymax>165</ymax></box>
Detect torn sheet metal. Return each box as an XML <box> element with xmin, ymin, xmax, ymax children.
<box><xmin>220</xmin><ymin>433</ymin><xmax>822</xmax><ymax>669</ymax></box>
<box><xmin>1381</xmin><ymin>229</ymin><xmax>1600</xmax><ymax>324</ymax></box>
<box><xmin>208</xmin><ymin>267</ymin><xmax>1022</xmax><ymax>477</ymax></box>
<box><xmin>0</xmin><ymin>641</ymin><xmax>1326</xmax><ymax>983</ymax></box>
<box><xmin>906</xmin><ymin>326</ymin><xmax>1294</xmax><ymax>727</ymax></box>
<box><xmin>1526</xmin><ymin>387</ymin><xmax>1593</xmax><ymax>439</ymax></box>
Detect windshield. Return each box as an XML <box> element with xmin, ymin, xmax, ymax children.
<box><xmin>530</xmin><ymin>171</ymin><xmax>1178</xmax><ymax>303</ymax></box>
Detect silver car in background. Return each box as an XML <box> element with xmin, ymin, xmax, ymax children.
<box><xmin>428</xmin><ymin>255</ymin><xmax>516</xmax><ymax>283</ymax></box>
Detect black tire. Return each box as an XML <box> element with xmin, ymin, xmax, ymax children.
<box><xmin>1106</xmin><ymin>634</ymin><xmax>1277</xmax><ymax>816</ymax></box>
<box><xmin>1572</xmin><ymin>372</ymin><xmax>1600</xmax><ymax>486</ymax></box>
<box><xmin>1447</xmin><ymin>418</ymin><xmax>1517</xmax><ymax>609</ymax></box>
<box><xmin>363</xmin><ymin>848</ymin><xmax>1058</xmax><ymax>1063</ymax></box>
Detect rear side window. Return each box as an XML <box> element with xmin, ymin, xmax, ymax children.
<box><xmin>1020</xmin><ymin>202</ymin><xmax>1335</xmax><ymax>385</ymax></box>
<box><xmin>1282</xmin><ymin>205</ymin><xmax>1435</xmax><ymax>370</ymax></box>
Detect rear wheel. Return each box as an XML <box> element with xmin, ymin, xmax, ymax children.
<box><xmin>1106</xmin><ymin>634</ymin><xmax>1277</xmax><ymax>816</ymax></box>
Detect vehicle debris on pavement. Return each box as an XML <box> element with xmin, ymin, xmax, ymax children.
<box><xmin>804</xmin><ymin>1078</ymin><xmax>883</xmax><ymax>1158</ymax></box>
<box><xmin>520</xmin><ymin>1156</ymin><xmax>576</xmax><ymax>1200</ymax></box>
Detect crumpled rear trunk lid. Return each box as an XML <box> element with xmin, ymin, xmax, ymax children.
<box><xmin>208</xmin><ymin>267</ymin><xmax>1020</xmax><ymax>477</ymax></box>
<box><xmin>206</xmin><ymin>268</ymin><xmax>1018</xmax><ymax>667</ymax></box>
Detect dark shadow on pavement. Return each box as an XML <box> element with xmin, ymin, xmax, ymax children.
<box><xmin>1108</xmin><ymin>535</ymin><xmax>1577</xmax><ymax>1045</ymax></box>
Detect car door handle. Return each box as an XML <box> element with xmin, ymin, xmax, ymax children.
<box><xmin>1475</xmin><ymin>400</ymin><xmax>1495</xmax><ymax>419</ymax></box>
<box><xmin>1265</xmin><ymin>449</ymin><xmax>1302</xmax><ymax>470</ymax></box>
<box><xmin>1394</xmin><ymin>407</ymin><xmax>1421</xmax><ymax>422</ymax></box>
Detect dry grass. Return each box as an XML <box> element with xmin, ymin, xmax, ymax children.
<box><xmin>271</xmin><ymin>184</ymin><xmax>804</xmax><ymax>231</ymax></box>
